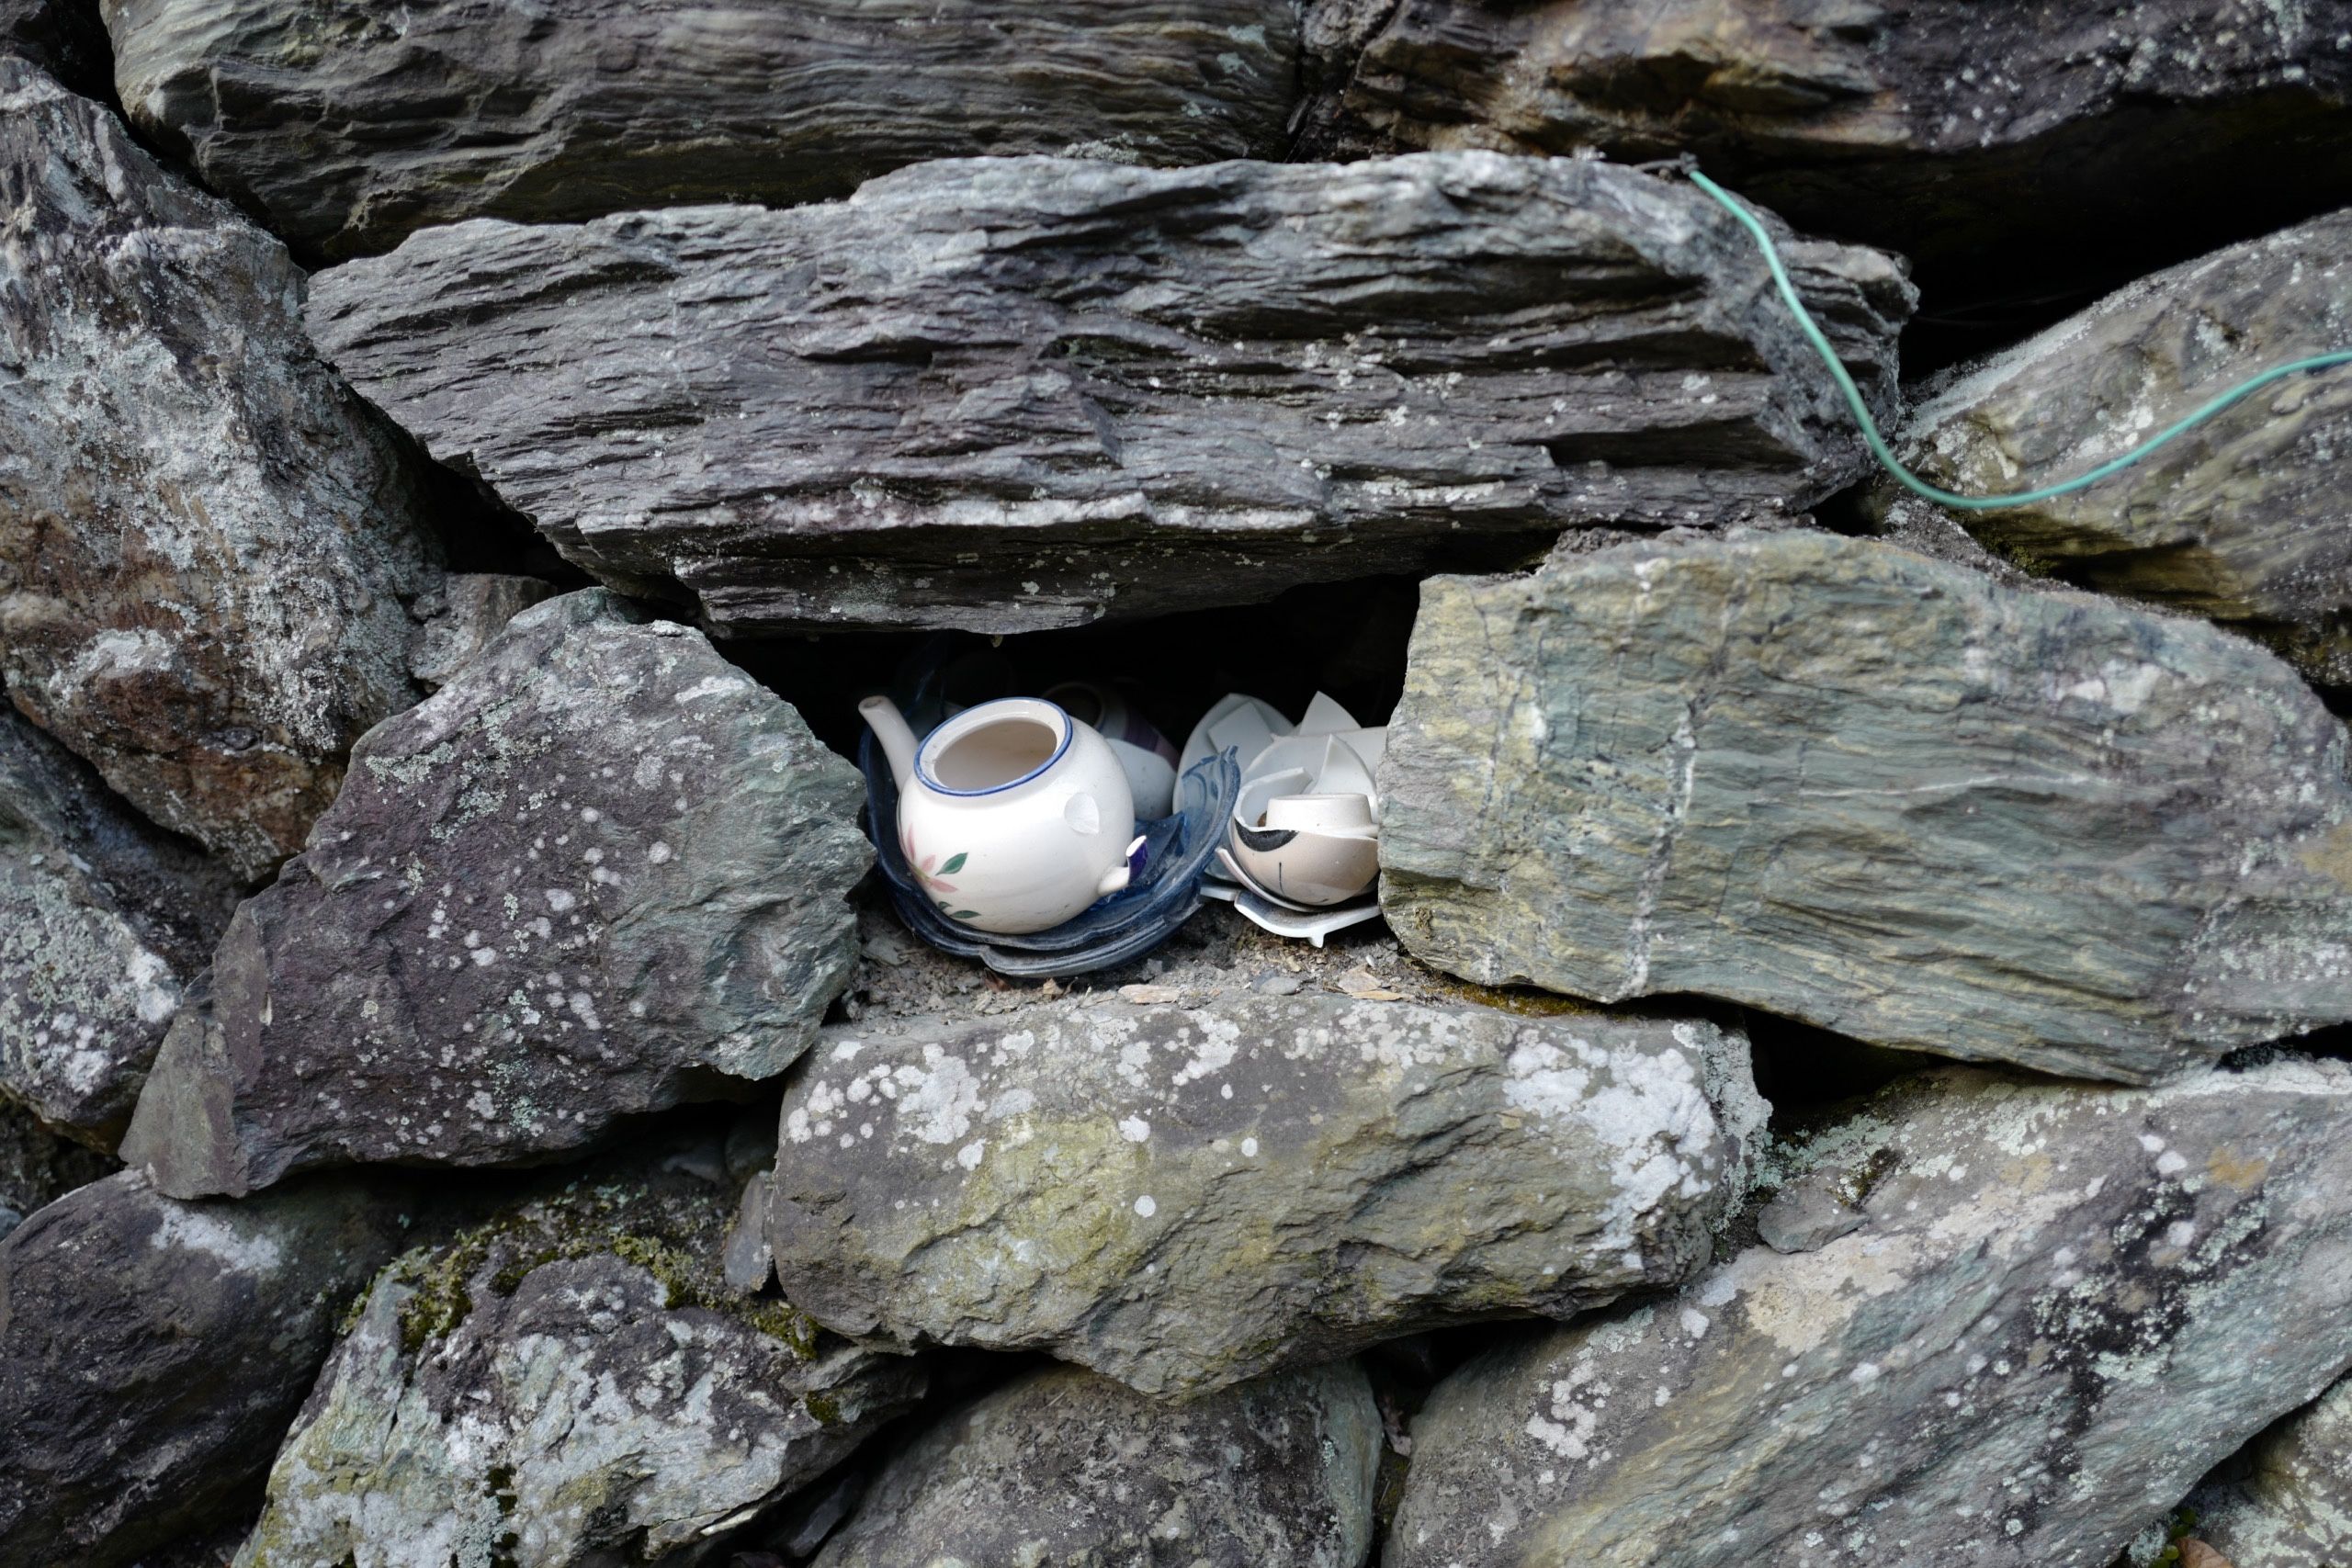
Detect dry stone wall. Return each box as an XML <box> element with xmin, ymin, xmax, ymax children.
<box><xmin>1</xmin><ymin>5</ymin><xmax>2350</xmax><ymax>1566</ymax></box>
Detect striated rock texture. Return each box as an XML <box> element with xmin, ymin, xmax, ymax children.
<box><xmin>2191</xmin><ymin>1371</ymin><xmax>2352</xmax><ymax>1566</ymax></box>
<box><xmin>1299</xmin><ymin>0</ymin><xmax>2352</xmax><ymax>300</ymax></box>
<box><xmin>3</xmin><ymin>0</ymin><xmax>112</xmax><ymax>98</ymax></box>
<box><xmin>1389</xmin><ymin>1060</ymin><xmax>2352</xmax><ymax>1568</ymax></box>
<box><xmin>0</xmin><ymin>706</ymin><xmax>240</xmax><ymax>1146</ymax></box>
<box><xmin>765</xmin><ymin>995</ymin><xmax>1766</xmax><ymax>1396</ymax></box>
<box><xmin>121</xmin><ymin>590</ymin><xmax>869</xmax><ymax>1199</ymax></box>
<box><xmin>816</xmin><ymin>1361</ymin><xmax>1381</xmax><ymax>1568</ymax></box>
<box><xmin>0</xmin><ymin>59</ymin><xmax>445</xmax><ymax>881</ymax></box>
<box><xmin>1895</xmin><ymin>209</ymin><xmax>2352</xmax><ymax>684</ymax></box>
<box><xmin>236</xmin><ymin>1141</ymin><xmax>925</xmax><ymax>1568</ymax></box>
<box><xmin>308</xmin><ymin>152</ymin><xmax>1915</xmax><ymax>637</ymax></box>
<box><xmin>1379</xmin><ymin>531</ymin><xmax>2352</xmax><ymax>1082</ymax></box>
<box><xmin>0</xmin><ymin>1169</ymin><xmax>414</xmax><ymax>1568</ymax></box>
<box><xmin>103</xmin><ymin>0</ymin><xmax>1302</xmax><ymax>261</ymax></box>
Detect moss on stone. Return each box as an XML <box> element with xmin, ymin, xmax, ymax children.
<box><xmin>390</xmin><ymin>1169</ymin><xmax>822</xmax><ymax>1359</ymax></box>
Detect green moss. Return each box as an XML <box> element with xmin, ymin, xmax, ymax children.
<box><xmin>388</xmin><ymin>1173</ymin><xmax>822</xmax><ymax>1359</ymax></box>
<box><xmin>801</xmin><ymin>1390</ymin><xmax>842</xmax><ymax>1427</ymax></box>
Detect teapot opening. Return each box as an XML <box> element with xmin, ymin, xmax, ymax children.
<box><xmin>926</xmin><ymin>709</ymin><xmax>1067</xmax><ymax>794</ymax></box>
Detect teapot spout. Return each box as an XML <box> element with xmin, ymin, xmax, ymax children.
<box><xmin>859</xmin><ymin>696</ymin><xmax>920</xmax><ymax>792</ymax></box>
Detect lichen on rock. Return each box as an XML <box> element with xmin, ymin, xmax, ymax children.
<box><xmin>234</xmin><ymin>1138</ymin><xmax>924</xmax><ymax>1568</ymax></box>
<box><xmin>1389</xmin><ymin>1057</ymin><xmax>2352</xmax><ymax>1568</ymax></box>
<box><xmin>765</xmin><ymin>991</ymin><xmax>1766</xmax><ymax>1395</ymax></box>
<box><xmin>119</xmin><ymin>589</ymin><xmax>870</xmax><ymax>1198</ymax></box>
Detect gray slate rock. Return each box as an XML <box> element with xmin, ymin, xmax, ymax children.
<box><xmin>815</xmin><ymin>1361</ymin><xmax>1381</xmax><ymax>1568</ymax></box>
<box><xmin>307</xmin><ymin>152</ymin><xmax>1914</xmax><ymax>637</ymax></box>
<box><xmin>406</xmin><ymin>572</ymin><xmax>556</xmax><ymax>691</ymax></box>
<box><xmin>120</xmin><ymin>589</ymin><xmax>869</xmax><ymax>1199</ymax></box>
<box><xmin>1299</xmin><ymin>0</ymin><xmax>2352</xmax><ymax>300</ymax></box>
<box><xmin>234</xmin><ymin>1140</ymin><xmax>925</xmax><ymax>1568</ymax></box>
<box><xmin>1379</xmin><ymin>531</ymin><xmax>2352</xmax><ymax>1082</ymax></box>
<box><xmin>1389</xmin><ymin>1059</ymin><xmax>2352</xmax><ymax>1568</ymax></box>
<box><xmin>765</xmin><ymin>994</ymin><xmax>1765</xmax><ymax>1396</ymax></box>
<box><xmin>1896</xmin><ymin>208</ymin><xmax>2352</xmax><ymax>684</ymax></box>
<box><xmin>0</xmin><ymin>705</ymin><xmax>240</xmax><ymax>1145</ymax></box>
<box><xmin>0</xmin><ymin>1168</ymin><xmax>414</xmax><ymax>1568</ymax></box>
<box><xmin>2190</xmin><ymin>1371</ymin><xmax>2352</xmax><ymax>1566</ymax></box>
<box><xmin>103</xmin><ymin>0</ymin><xmax>1301</xmax><ymax>260</ymax></box>
<box><xmin>0</xmin><ymin>59</ymin><xmax>445</xmax><ymax>881</ymax></box>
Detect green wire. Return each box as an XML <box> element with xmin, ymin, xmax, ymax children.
<box><xmin>1687</xmin><ymin>168</ymin><xmax>2352</xmax><ymax>513</ymax></box>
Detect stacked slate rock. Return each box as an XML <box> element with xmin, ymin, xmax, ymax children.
<box><xmin>1</xmin><ymin>2</ymin><xmax>2348</xmax><ymax>1565</ymax></box>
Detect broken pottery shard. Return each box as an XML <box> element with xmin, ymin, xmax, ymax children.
<box><xmin>764</xmin><ymin>994</ymin><xmax>1765</xmax><ymax>1396</ymax></box>
<box><xmin>0</xmin><ymin>706</ymin><xmax>240</xmax><ymax>1145</ymax></box>
<box><xmin>814</xmin><ymin>1361</ymin><xmax>1380</xmax><ymax>1568</ymax></box>
<box><xmin>103</xmin><ymin>0</ymin><xmax>1301</xmax><ymax>260</ymax></box>
<box><xmin>306</xmin><ymin>152</ymin><xmax>1914</xmax><ymax>637</ymax></box>
<box><xmin>119</xmin><ymin>589</ymin><xmax>869</xmax><ymax>1199</ymax></box>
<box><xmin>1299</xmin><ymin>0</ymin><xmax>2352</xmax><ymax>300</ymax></box>
<box><xmin>0</xmin><ymin>1169</ymin><xmax>414</xmax><ymax>1568</ymax></box>
<box><xmin>0</xmin><ymin>59</ymin><xmax>445</xmax><ymax>880</ymax></box>
<box><xmin>1894</xmin><ymin>209</ymin><xmax>2352</xmax><ymax>684</ymax></box>
<box><xmin>1389</xmin><ymin>1060</ymin><xmax>2352</xmax><ymax>1568</ymax></box>
<box><xmin>234</xmin><ymin>1139</ymin><xmax>924</xmax><ymax>1568</ymax></box>
<box><xmin>1379</xmin><ymin>531</ymin><xmax>2352</xmax><ymax>1081</ymax></box>
<box><xmin>2191</xmin><ymin>1370</ymin><xmax>2352</xmax><ymax>1567</ymax></box>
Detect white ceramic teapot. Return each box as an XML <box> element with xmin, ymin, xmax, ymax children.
<box><xmin>861</xmin><ymin>694</ymin><xmax>1145</xmax><ymax>935</ymax></box>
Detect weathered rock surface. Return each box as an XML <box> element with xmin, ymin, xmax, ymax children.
<box><xmin>1894</xmin><ymin>209</ymin><xmax>2352</xmax><ymax>684</ymax></box>
<box><xmin>765</xmin><ymin>994</ymin><xmax>1765</xmax><ymax>1396</ymax></box>
<box><xmin>236</xmin><ymin>1137</ymin><xmax>923</xmax><ymax>1568</ymax></box>
<box><xmin>0</xmin><ymin>1168</ymin><xmax>414</xmax><ymax>1568</ymax></box>
<box><xmin>1380</xmin><ymin>531</ymin><xmax>2352</xmax><ymax>1081</ymax></box>
<box><xmin>405</xmin><ymin>572</ymin><xmax>555</xmax><ymax>691</ymax></box>
<box><xmin>2189</xmin><ymin>1371</ymin><xmax>2352</xmax><ymax>1566</ymax></box>
<box><xmin>104</xmin><ymin>0</ymin><xmax>1302</xmax><ymax>261</ymax></box>
<box><xmin>120</xmin><ymin>589</ymin><xmax>869</xmax><ymax>1199</ymax></box>
<box><xmin>2</xmin><ymin>0</ymin><xmax>111</xmax><ymax>98</ymax></box>
<box><xmin>815</xmin><ymin>1361</ymin><xmax>1380</xmax><ymax>1568</ymax></box>
<box><xmin>1300</xmin><ymin>0</ymin><xmax>2352</xmax><ymax>301</ymax></box>
<box><xmin>1389</xmin><ymin>1059</ymin><xmax>2352</xmax><ymax>1568</ymax></box>
<box><xmin>308</xmin><ymin>152</ymin><xmax>1914</xmax><ymax>637</ymax></box>
<box><xmin>0</xmin><ymin>705</ymin><xmax>240</xmax><ymax>1145</ymax></box>
<box><xmin>0</xmin><ymin>58</ymin><xmax>445</xmax><ymax>880</ymax></box>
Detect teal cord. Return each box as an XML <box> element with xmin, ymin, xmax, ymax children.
<box><xmin>1687</xmin><ymin>168</ymin><xmax>2352</xmax><ymax>513</ymax></box>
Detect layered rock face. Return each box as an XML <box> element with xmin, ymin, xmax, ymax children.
<box><xmin>0</xmin><ymin>58</ymin><xmax>446</xmax><ymax>881</ymax></box>
<box><xmin>1300</xmin><ymin>0</ymin><xmax>2352</xmax><ymax>299</ymax></box>
<box><xmin>2193</xmin><ymin>1371</ymin><xmax>2352</xmax><ymax>1566</ymax></box>
<box><xmin>1895</xmin><ymin>209</ymin><xmax>2352</xmax><ymax>683</ymax></box>
<box><xmin>1389</xmin><ymin>1061</ymin><xmax>2352</xmax><ymax>1568</ymax></box>
<box><xmin>102</xmin><ymin>0</ymin><xmax>1302</xmax><ymax>260</ymax></box>
<box><xmin>121</xmin><ymin>591</ymin><xmax>869</xmax><ymax>1199</ymax></box>
<box><xmin>308</xmin><ymin>152</ymin><xmax>1914</xmax><ymax>637</ymax></box>
<box><xmin>235</xmin><ymin>1140</ymin><xmax>924</xmax><ymax>1568</ymax></box>
<box><xmin>0</xmin><ymin>707</ymin><xmax>239</xmax><ymax>1145</ymax></box>
<box><xmin>814</xmin><ymin>1362</ymin><xmax>1382</xmax><ymax>1568</ymax></box>
<box><xmin>1379</xmin><ymin>531</ymin><xmax>2352</xmax><ymax>1081</ymax></box>
<box><xmin>0</xmin><ymin>1170</ymin><xmax>415</xmax><ymax>1568</ymax></box>
<box><xmin>764</xmin><ymin>994</ymin><xmax>1764</xmax><ymax>1395</ymax></box>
